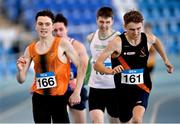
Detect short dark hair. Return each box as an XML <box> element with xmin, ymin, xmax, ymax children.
<box><xmin>54</xmin><ymin>13</ymin><xmax>68</xmax><ymax>27</ymax></box>
<box><xmin>35</xmin><ymin>9</ymin><xmax>54</xmax><ymax>22</ymax></box>
<box><xmin>123</xmin><ymin>10</ymin><xmax>144</xmax><ymax>25</ymax></box>
<box><xmin>97</xmin><ymin>6</ymin><xmax>114</xmax><ymax>19</ymax></box>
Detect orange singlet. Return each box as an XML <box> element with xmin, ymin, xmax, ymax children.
<box><xmin>28</xmin><ymin>37</ymin><xmax>70</xmax><ymax>96</ymax></box>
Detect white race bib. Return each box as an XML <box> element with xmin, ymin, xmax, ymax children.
<box><xmin>36</xmin><ymin>72</ymin><xmax>57</xmax><ymax>89</ymax></box>
<box><xmin>121</xmin><ymin>69</ymin><xmax>144</xmax><ymax>85</ymax></box>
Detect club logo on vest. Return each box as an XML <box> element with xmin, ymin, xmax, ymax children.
<box><xmin>139</xmin><ymin>47</ymin><xmax>146</xmax><ymax>57</ymax></box>
<box><xmin>123</xmin><ymin>51</ymin><xmax>135</xmax><ymax>55</ymax></box>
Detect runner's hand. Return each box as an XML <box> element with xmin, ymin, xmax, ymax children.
<box><xmin>69</xmin><ymin>90</ymin><xmax>81</xmax><ymax>106</ymax></box>
<box><xmin>165</xmin><ymin>61</ymin><xmax>174</xmax><ymax>73</ymax></box>
<box><xmin>17</xmin><ymin>56</ymin><xmax>27</xmax><ymax>71</ymax></box>
<box><xmin>112</xmin><ymin>65</ymin><xmax>124</xmax><ymax>74</ymax></box>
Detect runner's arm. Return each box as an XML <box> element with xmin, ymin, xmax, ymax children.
<box><xmin>61</xmin><ymin>38</ymin><xmax>86</xmax><ymax>105</ymax></box>
<box><xmin>151</xmin><ymin>35</ymin><xmax>174</xmax><ymax>73</ymax></box>
<box><xmin>16</xmin><ymin>47</ymin><xmax>32</xmax><ymax>84</ymax></box>
<box><xmin>94</xmin><ymin>36</ymin><xmax>122</xmax><ymax>74</ymax></box>
<box><xmin>73</xmin><ymin>40</ymin><xmax>89</xmax><ymax>84</ymax></box>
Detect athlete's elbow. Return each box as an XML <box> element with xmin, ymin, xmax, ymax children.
<box><xmin>93</xmin><ymin>61</ymin><xmax>99</xmax><ymax>71</ymax></box>
<box><xmin>17</xmin><ymin>79</ymin><xmax>25</xmax><ymax>84</ymax></box>
<box><xmin>18</xmin><ymin>78</ymin><xmax>25</xmax><ymax>84</ymax></box>
<box><xmin>16</xmin><ymin>75</ymin><xmax>25</xmax><ymax>84</ymax></box>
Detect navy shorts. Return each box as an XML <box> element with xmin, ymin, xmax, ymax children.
<box><xmin>117</xmin><ymin>87</ymin><xmax>149</xmax><ymax>122</ymax></box>
<box><xmin>67</xmin><ymin>85</ymin><xmax>88</xmax><ymax>110</ymax></box>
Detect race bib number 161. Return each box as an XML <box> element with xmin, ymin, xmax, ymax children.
<box><xmin>121</xmin><ymin>69</ymin><xmax>144</xmax><ymax>85</ymax></box>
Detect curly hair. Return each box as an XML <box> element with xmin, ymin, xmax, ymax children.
<box><xmin>123</xmin><ymin>10</ymin><xmax>144</xmax><ymax>25</ymax></box>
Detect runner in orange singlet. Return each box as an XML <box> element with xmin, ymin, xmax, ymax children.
<box><xmin>16</xmin><ymin>10</ymin><xmax>85</xmax><ymax>123</ymax></box>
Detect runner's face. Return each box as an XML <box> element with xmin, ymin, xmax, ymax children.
<box><xmin>35</xmin><ymin>16</ymin><xmax>53</xmax><ymax>38</ymax></box>
<box><xmin>53</xmin><ymin>22</ymin><xmax>68</xmax><ymax>37</ymax></box>
<box><xmin>97</xmin><ymin>16</ymin><xmax>113</xmax><ymax>33</ymax></box>
<box><xmin>125</xmin><ymin>22</ymin><xmax>143</xmax><ymax>41</ymax></box>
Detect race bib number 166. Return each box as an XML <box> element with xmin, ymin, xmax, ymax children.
<box><xmin>36</xmin><ymin>72</ymin><xmax>57</xmax><ymax>89</ymax></box>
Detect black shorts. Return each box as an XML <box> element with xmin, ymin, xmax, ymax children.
<box><xmin>32</xmin><ymin>92</ymin><xmax>70</xmax><ymax>123</ymax></box>
<box><xmin>117</xmin><ymin>87</ymin><xmax>149</xmax><ymax>122</ymax></box>
<box><xmin>88</xmin><ymin>87</ymin><xmax>119</xmax><ymax>118</ymax></box>
<box><xmin>67</xmin><ymin>85</ymin><xmax>88</xmax><ymax>110</ymax></box>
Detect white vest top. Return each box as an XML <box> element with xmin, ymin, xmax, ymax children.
<box><xmin>89</xmin><ymin>30</ymin><xmax>120</xmax><ymax>89</ymax></box>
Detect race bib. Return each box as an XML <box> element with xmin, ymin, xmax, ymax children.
<box><xmin>70</xmin><ymin>63</ymin><xmax>77</xmax><ymax>80</ymax></box>
<box><xmin>36</xmin><ymin>72</ymin><xmax>57</xmax><ymax>89</ymax></box>
<box><xmin>70</xmin><ymin>71</ymin><xmax>75</xmax><ymax>80</ymax></box>
<box><xmin>121</xmin><ymin>69</ymin><xmax>144</xmax><ymax>85</ymax></box>
<box><xmin>95</xmin><ymin>59</ymin><xmax>112</xmax><ymax>75</ymax></box>
<box><xmin>104</xmin><ymin>62</ymin><xmax>112</xmax><ymax>68</ymax></box>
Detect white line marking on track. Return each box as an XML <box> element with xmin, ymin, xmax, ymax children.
<box><xmin>0</xmin><ymin>97</ymin><xmax>32</xmax><ymax>121</ymax></box>
<box><xmin>150</xmin><ymin>94</ymin><xmax>180</xmax><ymax>123</ymax></box>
